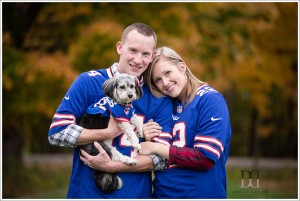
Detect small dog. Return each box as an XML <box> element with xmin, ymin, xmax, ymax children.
<box><xmin>78</xmin><ymin>73</ymin><xmax>143</xmax><ymax>193</ymax></box>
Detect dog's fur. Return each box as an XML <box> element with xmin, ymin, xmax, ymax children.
<box><xmin>78</xmin><ymin>73</ymin><xmax>143</xmax><ymax>194</ymax></box>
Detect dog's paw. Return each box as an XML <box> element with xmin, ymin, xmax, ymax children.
<box><xmin>133</xmin><ymin>144</ymin><xmax>141</xmax><ymax>150</ymax></box>
<box><xmin>132</xmin><ymin>144</ymin><xmax>142</xmax><ymax>151</ymax></box>
<box><xmin>136</xmin><ymin>131</ymin><xmax>144</xmax><ymax>138</ymax></box>
<box><xmin>120</xmin><ymin>155</ymin><xmax>138</xmax><ymax>165</ymax></box>
<box><xmin>125</xmin><ymin>157</ymin><xmax>138</xmax><ymax>166</ymax></box>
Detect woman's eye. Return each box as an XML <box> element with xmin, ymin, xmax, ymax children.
<box><xmin>154</xmin><ymin>78</ymin><xmax>161</xmax><ymax>84</ymax></box>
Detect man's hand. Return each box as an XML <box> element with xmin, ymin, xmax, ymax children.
<box><xmin>80</xmin><ymin>141</ymin><xmax>114</xmax><ymax>172</ymax></box>
<box><xmin>107</xmin><ymin>115</ymin><xmax>123</xmax><ymax>138</ymax></box>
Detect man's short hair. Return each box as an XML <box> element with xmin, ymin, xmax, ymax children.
<box><xmin>121</xmin><ymin>23</ymin><xmax>157</xmax><ymax>49</ymax></box>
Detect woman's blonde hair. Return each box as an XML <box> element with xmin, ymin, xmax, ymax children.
<box><xmin>144</xmin><ymin>46</ymin><xmax>206</xmax><ymax>106</ymax></box>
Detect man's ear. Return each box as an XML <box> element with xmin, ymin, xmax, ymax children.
<box><xmin>116</xmin><ymin>42</ymin><xmax>122</xmax><ymax>55</ymax></box>
<box><xmin>151</xmin><ymin>50</ymin><xmax>157</xmax><ymax>60</ymax></box>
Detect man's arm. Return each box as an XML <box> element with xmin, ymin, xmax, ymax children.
<box><xmin>48</xmin><ymin>115</ymin><xmax>122</xmax><ymax>147</ymax></box>
<box><xmin>80</xmin><ymin>142</ymin><xmax>154</xmax><ymax>173</ymax></box>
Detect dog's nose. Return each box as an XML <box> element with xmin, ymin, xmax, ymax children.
<box><xmin>128</xmin><ymin>94</ymin><xmax>133</xmax><ymax>98</ymax></box>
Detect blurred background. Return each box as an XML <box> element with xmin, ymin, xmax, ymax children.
<box><xmin>1</xmin><ymin>1</ymin><xmax>298</xmax><ymax>199</ymax></box>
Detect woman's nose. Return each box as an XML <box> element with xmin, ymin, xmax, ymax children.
<box><xmin>162</xmin><ymin>77</ymin><xmax>169</xmax><ymax>86</ymax></box>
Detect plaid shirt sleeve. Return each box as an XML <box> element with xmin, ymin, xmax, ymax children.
<box><xmin>48</xmin><ymin>124</ymin><xmax>83</xmax><ymax>148</ymax></box>
<box><xmin>168</xmin><ymin>146</ymin><xmax>214</xmax><ymax>171</ymax></box>
<box><xmin>149</xmin><ymin>154</ymin><xmax>168</xmax><ymax>171</ymax></box>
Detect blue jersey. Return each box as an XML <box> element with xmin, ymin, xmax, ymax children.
<box><xmin>48</xmin><ymin>64</ymin><xmax>173</xmax><ymax>198</ymax></box>
<box><xmin>152</xmin><ymin>85</ymin><xmax>231</xmax><ymax>198</ymax></box>
<box><xmin>86</xmin><ymin>96</ymin><xmax>136</xmax><ymax>123</ymax></box>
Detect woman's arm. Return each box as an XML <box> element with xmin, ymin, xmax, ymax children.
<box><xmin>139</xmin><ymin>141</ymin><xmax>214</xmax><ymax>171</ymax></box>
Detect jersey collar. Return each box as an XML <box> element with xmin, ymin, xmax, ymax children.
<box><xmin>108</xmin><ymin>63</ymin><xmax>144</xmax><ymax>86</ymax></box>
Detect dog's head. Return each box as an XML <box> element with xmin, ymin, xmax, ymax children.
<box><xmin>102</xmin><ymin>73</ymin><xmax>143</xmax><ymax>104</ymax></box>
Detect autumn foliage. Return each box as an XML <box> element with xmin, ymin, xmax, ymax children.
<box><xmin>2</xmin><ymin>2</ymin><xmax>297</xmax><ymax>159</ymax></box>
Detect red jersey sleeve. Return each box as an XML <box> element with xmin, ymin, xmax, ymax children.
<box><xmin>168</xmin><ymin>145</ymin><xmax>214</xmax><ymax>171</ymax></box>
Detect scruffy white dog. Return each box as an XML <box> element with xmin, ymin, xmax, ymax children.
<box><xmin>79</xmin><ymin>73</ymin><xmax>144</xmax><ymax>193</ymax></box>
<box><xmin>91</xmin><ymin>73</ymin><xmax>144</xmax><ymax>165</ymax></box>
<box><xmin>102</xmin><ymin>73</ymin><xmax>144</xmax><ymax>152</ymax></box>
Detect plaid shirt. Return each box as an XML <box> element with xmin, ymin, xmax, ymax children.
<box><xmin>168</xmin><ymin>146</ymin><xmax>214</xmax><ymax>171</ymax></box>
<box><xmin>48</xmin><ymin>124</ymin><xmax>83</xmax><ymax>148</ymax></box>
<box><xmin>149</xmin><ymin>154</ymin><xmax>168</xmax><ymax>171</ymax></box>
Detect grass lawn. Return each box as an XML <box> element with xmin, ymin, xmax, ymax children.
<box><xmin>6</xmin><ymin>165</ymin><xmax>298</xmax><ymax>199</ymax></box>
<box><xmin>227</xmin><ymin>167</ymin><xmax>298</xmax><ymax>199</ymax></box>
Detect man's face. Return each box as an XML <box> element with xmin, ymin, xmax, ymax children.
<box><xmin>116</xmin><ymin>30</ymin><xmax>155</xmax><ymax>78</ymax></box>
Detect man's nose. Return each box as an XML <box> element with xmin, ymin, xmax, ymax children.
<box><xmin>133</xmin><ymin>53</ymin><xmax>142</xmax><ymax>64</ymax></box>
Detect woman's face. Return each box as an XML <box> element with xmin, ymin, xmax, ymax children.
<box><xmin>152</xmin><ymin>59</ymin><xmax>187</xmax><ymax>101</ymax></box>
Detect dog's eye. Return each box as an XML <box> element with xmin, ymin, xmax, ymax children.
<box><xmin>130</xmin><ymin>84</ymin><xmax>134</xmax><ymax>88</ymax></box>
<box><xmin>120</xmin><ymin>85</ymin><xmax>126</xmax><ymax>89</ymax></box>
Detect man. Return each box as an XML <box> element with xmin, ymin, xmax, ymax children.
<box><xmin>48</xmin><ymin>23</ymin><xmax>172</xmax><ymax>198</ymax></box>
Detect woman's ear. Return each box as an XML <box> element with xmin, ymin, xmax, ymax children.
<box><xmin>178</xmin><ymin>62</ymin><xmax>187</xmax><ymax>73</ymax></box>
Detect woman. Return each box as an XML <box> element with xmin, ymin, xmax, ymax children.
<box><xmin>140</xmin><ymin>46</ymin><xmax>232</xmax><ymax>198</ymax></box>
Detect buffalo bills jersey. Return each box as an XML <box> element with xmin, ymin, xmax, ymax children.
<box><xmin>86</xmin><ymin>96</ymin><xmax>136</xmax><ymax>123</ymax></box>
<box><xmin>48</xmin><ymin>63</ymin><xmax>173</xmax><ymax>198</ymax></box>
<box><xmin>152</xmin><ymin>85</ymin><xmax>231</xmax><ymax>198</ymax></box>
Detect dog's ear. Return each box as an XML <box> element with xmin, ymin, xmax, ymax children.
<box><xmin>135</xmin><ymin>78</ymin><xmax>143</xmax><ymax>99</ymax></box>
<box><xmin>102</xmin><ymin>77</ymin><xmax>117</xmax><ymax>98</ymax></box>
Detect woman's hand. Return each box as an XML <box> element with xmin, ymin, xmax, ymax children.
<box><xmin>80</xmin><ymin>141</ymin><xmax>114</xmax><ymax>172</ymax></box>
<box><xmin>143</xmin><ymin>119</ymin><xmax>162</xmax><ymax>141</ymax></box>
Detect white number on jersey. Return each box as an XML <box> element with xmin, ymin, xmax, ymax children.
<box><xmin>119</xmin><ymin>115</ymin><xmax>145</xmax><ymax>157</ymax></box>
<box><xmin>172</xmin><ymin>122</ymin><xmax>186</xmax><ymax>147</ymax></box>
<box><xmin>88</xmin><ymin>70</ymin><xmax>102</xmax><ymax>77</ymax></box>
